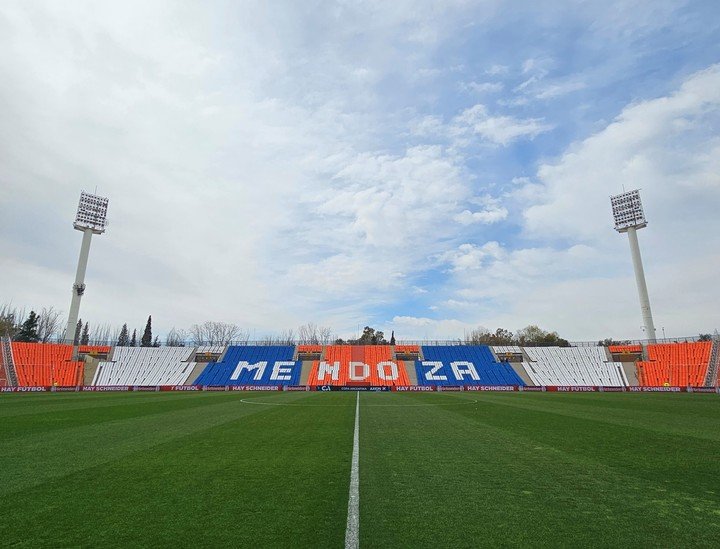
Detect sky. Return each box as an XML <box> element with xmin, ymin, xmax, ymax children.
<box><xmin>1</xmin><ymin>0</ymin><xmax>719</xmax><ymax>342</ymax></box>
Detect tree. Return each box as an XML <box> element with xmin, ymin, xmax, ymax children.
<box><xmin>189</xmin><ymin>321</ymin><xmax>247</xmax><ymax>345</ymax></box>
<box><xmin>390</xmin><ymin>331</ymin><xmax>396</xmax><ymax>345</ymax></box>
<box><xmin>141</xmin><ymin>316</ymin><xmax>152</xmax><ymax>347</ymax></box>
<box><xmin>37</xmin><ymin>307</ymin><xmax>63</xmax><ymax>343</ymax></box>
<box><xmin>15</xmin><ymin>311</ymin><xmax>40</xmax><ymax>342</ymax></box>
<box><xmin>698</xmin><ymin>334</ymin><xmax>712</xmax><ymax>342</ymax></box>
<box><xmin>117</xmin><ymin>324</ymin><xmax>130</xmax><ymax>347</ymax></box>
<box><xmin>165</xmin><ymin>327</ymin><xmax>187</xmax><ymax>347</ymax></box>
<box><xmin>0</xmin><ymin>303</ymin><xmax>22</xmax><ymax>338</ymax></box>
<box><xmin>152</xmin><ymin>335</ymin><xmax>160</xmax><ymax>347</ymax></box>
<box><xmin>80</xmin><ymin>322</ymin><xmax>90</xmax><ymax>345</ymax></box>
<box><xmin>130</xmin><ymin>329</ymin><xmax>137</xmax><ymax>347</ymax></box>
<box><xmin>73</xmin><ymin>319</ymin><xmax>82</xmax><ymax>345</ymax></box>
<box><xmin>355</xmin><ymin>326</ymin><xmax>387</xmax><ymax>345</ymax></box>
<box><xmin>515</xmin><ymin>325</ymin><xmax>569</xmax><ymax>347</ymax></box>
<box><xmin>465</xmin><ymin>327</ymin><xmax>514</xmax><ymax>346</ymax></box>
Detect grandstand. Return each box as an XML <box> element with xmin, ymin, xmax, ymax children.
<box><xmin>305</xmin><ymin>345</ymin><xmax>411</xmax><ymax>386</ymax></box>
<box><xmin>521</xmin><ymin>346</ymin><xmax>627</xmax><ymax>386</ymax></box>
<box><xmin>93</xmin><ymin>347</ymin><xmax>197</xmax><ymax>386</ymax></box>
<box><xmin>1</xmin><ymin>340</ymin><xmax>719</xmax><ymax>389</ymax></box>
<box><xmin>11</xmin><ymin>342</ymin><xmax>86</xmax><ymax>386</ymax></box>
<box><xmin>637</xmin><ymin>342</ymin><xmax>712</xmax><ymax>387</ymax></box>
<box><xmin>195</xmin><ymin>345</ymin><xmax>301</xmax><ymax>386</ymax></box>
<box><xmin>416</xmin><ymin>345</ymin><xmax>525</xmax><ymax>386</ymax></box>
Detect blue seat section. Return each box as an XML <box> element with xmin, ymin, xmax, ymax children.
<box><xmin>416</xmin><ymin>346</ymin><xmax>525</xmax><ymax>386</ymax></box>
<box><xmin>194</xmin><ymin>346</ymin><xmax>300</xmax><ymax>386</ymax></box>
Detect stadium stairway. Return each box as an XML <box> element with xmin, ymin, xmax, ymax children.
<box><xmin>510</xmin><ymin>363</ymin><xmax>534</xmax><ymax>386</ymax></box>
<box><xmin>82</xmin><ymin>355</ymin><xmax>101</xmax><ymax>386</ymax></box>
<box><xmin>394</xmin><ymin>345</ymin><xmax>419</xmax><ymax>385</ymax></box>
<box><xmin>185</xmin><ymin>362</ymin><xmax>209</xmax><ymax>385</ymax></box>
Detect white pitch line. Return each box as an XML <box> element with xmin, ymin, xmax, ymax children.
<box><xmin>345</xmin><ymin>391</ymin><xmax>360</xmax><ymax>549</ymax></box>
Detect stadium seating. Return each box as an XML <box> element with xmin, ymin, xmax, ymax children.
<box><xmin>11</xmin><ymin>342</ymin><xmax>84</xmax><ymax>386</ymax></box>
<box><xmin>637</xmin><ymin>342</ymin><xmax>711</xmax><ymax>387</ymax></box>
<box><xmin>416</xmin><ymin>345</ymin><xmax>525</xmax><ymax>386</ymax></box>
<box><xmin>194</xmin><ymin>346</ymin><xmax>301</xmax><ymax>386</ymax></box>
<box><xmin>93</xmin><ymin>347</ymin><xmax>196</xmax><ymax>386</ymax></box>
<box><xmin>522</xmin><ymin>347</ymin><xmax>626</xmax><ymax>386</ymax></box>
<box><xmin>306</xmin><ymin>345</ymin><xmax>410</xmax><ymax>386</ymax></box>
<box><xmin>608</xmin><ymin>344</ymin><xmax>642</xmax><ymax>354</ymax></box>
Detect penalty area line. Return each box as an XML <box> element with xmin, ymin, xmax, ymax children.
<box><xmin>345</xmin><ymin>391</ymin><xmax>360</xmax><ymax>549</ymax></box>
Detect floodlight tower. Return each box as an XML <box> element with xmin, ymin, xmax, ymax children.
<box><xmin>610</xmin><ymin>189</ymin><xmax>656</xmax><ymax>342</ymax></box>
<box><xmin>63</xmin><ymin>192</ymin><xmax>109</xmax><ymax>344</ymax></box>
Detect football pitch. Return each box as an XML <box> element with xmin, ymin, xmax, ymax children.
<box><xmin>1</xmin><ymin>392</ymin><xmax>719</xmax><ymax>548</ymax></box>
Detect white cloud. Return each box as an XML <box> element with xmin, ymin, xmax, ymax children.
<box><xmin>461</xmin><ymin>81</ymin><xmax>504</xmax><ymax>94</ymax></box>
<box><xmin>451</xmin><ymin>104</ymin><xmax>553</xmax><ymax>146</ymax></box>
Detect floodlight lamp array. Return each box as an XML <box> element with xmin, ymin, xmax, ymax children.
<box><xmin>610</xmin><ymin>189</ymin><xmax>646</xmax><ymax>232</ymax></box>
<box><xmin>73</xmin><ymin>191</ymin><xmax>109</xmax><ymax>233</ymax></box>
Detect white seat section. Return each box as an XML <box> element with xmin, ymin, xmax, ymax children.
<box><xmin>93</xmin><ymin>347</ymin><xmax>196</xmax><ymax>386</ymax></box>
<box><xmin>492</xmin><ymin>346</ymin><xmax>522</xmax><ymax>354</ymax></box>
<box><xmin>521</xmin><ymin>346</ymin><xmax>626</xmax><ymax>386</ymax></box>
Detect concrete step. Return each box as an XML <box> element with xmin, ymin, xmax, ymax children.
<box><xmin>622</xmin><ymin>362</ymin><xmax>639</xmax><ymax>386</ymax></box>
<box><xmin>186</xmin><ymin>362</ymin><xmax>209</xmax><ymax>385</ymax></box>
<box><xmin>510</xmin><ymin>363</ymin><xmax>534</xmax><ymax>386</ymax></box>
<box><xmin>83</xmin><ymin>356</ymin><xmax>100</xmax><ymax>385</ymax></box>
<box><xmin>299</xmin><ymin>361</ymin><xmax>314</xmax><ymax>385</ymax></box>
<box><xmin>403</xmin><ymin>361</ymin><xmax>418</xmax><ymax>385</ymax></box>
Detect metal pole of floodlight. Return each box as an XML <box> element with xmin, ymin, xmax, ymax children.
<box><xmin>63</xmin><ymin>192</ymin><xmax>109</xmax><ymax>344</ymax></box>
<box><xmin>611</xmin><ymin>189</ymin><xmax>656</xmax><ymax>343</ymax></box>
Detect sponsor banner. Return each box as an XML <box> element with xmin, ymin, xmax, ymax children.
<box><xmin>688</xmin><ymin>387</ymin><xmax>717</xmax><ymax>394</ymax></box>
<box><xmin>521</xmin><ymin>386</ymin><xmax>546</xmax><ymax>392</ymax></box>
<box><xmin>134</xmin><ymin>386</ymin><xmax>160</xmax><ymax>392</ymax></box>
<box><xmin>82</xmin><ymin>386</ymin><xmax>130</xmax><ymax>392</ymax></box>
<box><xmin>284</xmin><ymin>386</ymin><xmax>309</xmax><ymax>392</ymax></box>
<box><xmin>51</xmin><ymin>386</ymin><xmax>81</xmax><ymax>392</ymax></box>
<box><xmin>437</xmin><ymin>386</ymin><xmax>464</xmax><ymax>392</ymax></box>
<box><xmin>627</xmin><ymin>386</ymin><xmax>684</xmax><ymax>392</ymax></box>
<box><xmin>393</xmin><ymin>386</ymin><xmax>435</xmax><ymax>392</ymax></box>
<box><xmin>0</xmin><ymin>386</ymin><xmax>48</xmax><ymax>392</ymax></box>
<box><xmin>167</xmin><ymin>385</ymin><xmax>199</xmax><ymax>391</ymax></box>
<box><xmin>203</xmin><ymin>386</ymin><xmax>229</xmax><ymax>392</ymax></box>
<box><xmin>229</xmin><ymin>385</ymin><xmax>281</xmax><ymax>391</ymax></box>
<box><xmin>465</xmin><ymin>385</ymin><xmax>518</xmax><ymax>392</ymax></box>
<box><xmin>339</xmin><ymin>386</ymin><xmax>391</xmax><ymax>391</ymax></box>
<box><xmin>599</xmin><ymin>386</ymin><xmax>626</xmax><ymax>392</ymax></box>
<box><xmin>548</xmin><ymin>386</ymin><xmax>597</xmax><ymax>392</ymax></box>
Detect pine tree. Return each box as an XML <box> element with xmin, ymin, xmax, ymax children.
<box><xmin>130</xmin><ymin>329</ymin><xmax>137</xmax><ymax>347</ymax></box>
<box><xmin>73</xmin><ymin>319</ymin><xmax>82</xmax><ymax>345</ymax></box>
<box><xmin>81</xmin><ymin>322</ymin><xmax>90</xmax><ymax>345</ymax></box>
<box><xmin>117</xmin><ymin>324</ymin><xmax>129</xmax><ymax>347</ymax></box>
<box><xmin>390</xmin><ymin>331</ymin><xmax>396</xmax><ymax>345</ymax></box>
<box><xmin>15</xmin><ymin>311</ymin><xmax>40</xmax><ymax>342</ymax></box>
<box><xmin>152</xmin><ymin>335</ymin><xmax>160</xmax><ymax>347</ymax></box>
<box><xmin>141</xmin><ymin>316</ymin><xmax>152</xmax><ymax>347</ymax></box>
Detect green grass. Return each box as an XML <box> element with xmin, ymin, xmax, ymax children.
<box><xmin>1</xmin><ymin>392</ymin><xmax>719</xmax><ymax>547</ymax></box>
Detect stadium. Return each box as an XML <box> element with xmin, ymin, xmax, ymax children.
<box><xmin>2</xmin><ymin>1</ymin><xmax>720</xmax><ymax>548</ymax></box>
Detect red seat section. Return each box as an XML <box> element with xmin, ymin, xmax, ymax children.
<box><xmin>306</xmin><ymin>345</ymin><xmax>410</xmax><ymax>386</ymax></box>
<box><xmin>609</xmin><ymin>345</ymin><xmax>642</xmax><ymax>354</ymax></box>
<box><xmin>637</xmin><ymin>342</ymin><xmax>712</xmax><ymax>387</ymax></box>
<box><xmin>11</xmin><ymin>342</ymin><xmax>84</xmax><ymax>386</ymax></box>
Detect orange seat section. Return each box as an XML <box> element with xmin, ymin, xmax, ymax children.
<box><xmin>306</xmin><ymin>345</ymin><xmax>410</xmax><ymax>386</ymax></box>
<box><xmin>11</xmin><ymin>342</ymin><xmax>84</xmax><ymax>386</ymax></box>
<box><xmin>609</xmin><ymin>345</ymin><xmax>642</xmax><ymax>354</ymax></box>
<box><xmin>637</xmin><ymin>342</ymin><xmax>711</xmax><ymax>387</ymax></box>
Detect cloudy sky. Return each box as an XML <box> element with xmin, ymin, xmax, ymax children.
<box><xmin>1</xmin><ymin>0</ymin><xmax>719</xmax><ymax>342</ymax></box>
